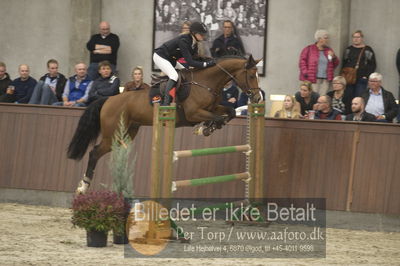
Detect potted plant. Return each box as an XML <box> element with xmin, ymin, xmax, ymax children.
<box><xmin>71</xmin><ymin>190</ymin><xmax>129</xmax><ymax>247</ymax></box>
<box><xmin>108</xmin><ymin>115</ymin><xmax>136</xmax><ymax>244</ymax></box>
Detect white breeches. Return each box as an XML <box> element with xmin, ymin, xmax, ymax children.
<box><xmin>153</xmin><ymin>53</ymin><xmax>179</xmax><ymax>82</ymax></box>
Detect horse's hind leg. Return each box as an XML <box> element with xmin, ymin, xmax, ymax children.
<box><xmin>76</xmin><ymin>138</ymin><xmax>112</xmax><ymax>194</ymax></box>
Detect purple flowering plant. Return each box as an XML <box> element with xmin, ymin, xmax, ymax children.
<box><xmin>71</xmin><ymin>190</ymin><xmax>130</xmax><ymax>233</ymax></box>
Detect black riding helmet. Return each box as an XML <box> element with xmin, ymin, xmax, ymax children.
<box><xmin>190</xmin><ymin>22</ymin><xmax>208</xmax><ymax>36</ymax></box>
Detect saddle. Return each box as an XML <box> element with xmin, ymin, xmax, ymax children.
<box><xmin>149</xmin><ymin>72</ymin><xmax>191</xmax><ymax>105</ymax></box>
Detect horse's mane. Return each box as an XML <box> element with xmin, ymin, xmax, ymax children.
<box><xmin>216</xmin><ymin>55</ymin><xmax>247</xmax><ymax>62</ymax></box>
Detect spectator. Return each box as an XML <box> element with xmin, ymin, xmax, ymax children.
<box><xmin>396</xmin><ymin>48</ymin><xmax>400</xmax><ymax>123</ymax></box>
<box><xmin>362</xmin><ymin>72</ymin><xmax>397</xmax><ymax>122</ymax></box>
<box><xmin>53</xmin><ymin>63</ymin><xmax>92</xmax><ymax>107</ymax></box>
<box><xmin>396</xmin><ymin>48</ymin><xmax>400</xmax><ymax>99</ymax></box>
<box><xmin>274</xmin><ymin>95</ymin><xmax>301</xmax><ymax>119</ymax></box>
<box><xmin>87</xmin><ymin>61</ymin><xmax>120</xmax><ymax>105</ymax></box>
<box><xmin>327</xmin><ymin>76</ymin><xmax>352</xmax><ymax>115</ymax></box>
<box><xmin>0</xmin><ymin>62</ymin><xmax>12</xmax><ymax>101</ymax></box>
<box><xmin>123</xmin><ymin>66</ymin><xmax>150</xmax><ymax>92</ymax></box>
<box><xmin>235</xmin><ymin>89</ymin><xmax>265</xmax><ymax>116</ymax></box>
<box><xmin>0</xmin><ymin>64</ymin><xmax>36</xmax><ymax>104</ymax></box>
<box><xmin>86</xmin><ymin>21</ymin><xmax>120</xmax><ymax>80</ymax></box>
<box><xmin>223</xmin><ymin>1</ymin><xmax>237</xmax><ymax>22</ymax></box>
<box><xmin>180</xmin><ymin>21</ymin><xmax>191</xmax><ymax>34</ymax></box>
<box><xmin>345</xmin><ymin>97</ymin><xmax>376</xmax><ymax>122</ymax></box>
<box><xmin>299</xmin><ymin>29</ymin><xmax>340</xmax><ymax>95</ymax></box>
<box><xmin>315</xmin><ymin>95</ymin><xmax>342</xmax><ymax>120</ymax></box>
<box><xmin>341</xmin><ymin>30</ymin><xmax>376</xmax><ymax>98</ymax></box>
<box><xmin>210</xmin><ymin>20</ymin><xmax>245</xmax><ymax>57</ymax></box>
<box><xmin>29</xmin><ymin>59</ymin><xmax>67</xmax><ymax>105</ymax></box>
<box><xmin>220</xmin><ymin>80</ymin><xmax>239</xmax><ymax>108</ymax></box>
<box><xmin>295</xmin><ymin>81</ymin><xmax>320</xmax><ymax>116</ymax></box>
<box><xmin>153</xmin><ymin>22</ymin><xmax>215</xmax><ymax>106</ymax></box>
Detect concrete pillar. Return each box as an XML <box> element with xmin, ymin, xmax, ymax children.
<box><xmin>68</xmin><ymin>0</ymin><xmax>102</xmax><ymax>74</ymax></box>
<box><xmin>317</xmin><ymin>0</ymin><xmax>351</xmax><ymax>67</ymax></box>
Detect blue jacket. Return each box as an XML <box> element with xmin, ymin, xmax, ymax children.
<box><xmin>68</xmin><ymin>76</ymin><xmax>92</xmax><ymax>101</ymax></box>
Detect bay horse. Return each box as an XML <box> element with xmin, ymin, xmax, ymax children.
<box><xmin>68</xmin><ymin>55</ymin><xmax>263</xmax><ymax>194</ymax></box>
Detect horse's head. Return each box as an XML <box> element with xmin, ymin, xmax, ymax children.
<box><xmin>219</xmin><ymin>55</ymin><xmax>264</xmax><ymax>104</ymax></box>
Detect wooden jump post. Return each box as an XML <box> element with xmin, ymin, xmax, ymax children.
<box><xmin>150</xmin><ymin>103</ymin><xmax>265</xmax><ymax>200</ymax></box>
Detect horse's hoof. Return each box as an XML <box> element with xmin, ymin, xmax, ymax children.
<box><xmin>75</xmin><ymin>180</ymin><xmax>89</xmax><ymax>195</ymax></box>
<box><xmin>194</xmin><ymin>125</ymin><xmax>205</xmax><ymax>136</ymax></box>
<box><xmin>203</xmin><ymin>127</ymin><xmax>212</xmax><ymax>136</ymax></box>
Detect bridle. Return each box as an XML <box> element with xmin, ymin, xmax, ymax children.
<box><xmin>183</xmin><ymin>61</ymin><xmax>261</xmax><ymax>100</ymax></box>
<box><xmin>216</xmin><ymin>63</ymin><xmax>260</xmax><ymax>99</ymax></box>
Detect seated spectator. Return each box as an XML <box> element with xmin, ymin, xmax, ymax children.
<box><xmin>123</xmin><ymin>66</ymin><xmax>150</xmax><ymax>92</ymax></box>
<box><xmin>210</xmin><ymin>20</ymin><xmax>245</xmax><ymax>57</ymax></box>
<box><xmin>315</xmin><ymin>95</ymin><xmax>342</xmax><ymax>120</ymax></box>
<box><xmin>295</xmin><ymin>81</ymin><xmax>320</xmax><ymax>116</ymax></box>
<box><xmin>0</xmin><ymin>62</ymin><xmax>12</xmax><ymax>101</ymax></box>
<box><xmin>29</xmin><ymin>59</ymin><xmax>67</xmax><ymax>105</ymax></box>
<box><xmin>53</xmin><ymin>63</ymin><xmax>92</xmax><ymax>107</ymax></box>
<box><xmin>345</xmin><ymin>97</ymin><xmax>376</xmax><ymax>122</ymax></box>
<box><xmin>87</xmin><ymin>61</ymin><xmax>120</xmax><ymax>104</ymax></box>
<box><xmin>235</xmin><ymin>89</ymin><xmax>265</xmax><ymax>115</ymax></box>
<box><xmin>274</xmin><ymin>95</ymin><xmax>301</xmax><ymax>119</ymax></box>
<box><xmin>361</xmin><ymin>72</ymin><xmax>397</xmax><ymax>122</ymax></box>
<box><xmin>236</xmin><ymin>89</ymin><xmax>266</xmax><ymax>107</ymax></box>
<box><xmin>220</xmin><ymin>80</ymin><xmax>239</xmax><ymax>108</ymax></box>
<box><xmin>327</xmin><ymin>76</ymin><xmax>352</xmax><ymax>114</ymax></box>
<box><xmin>0</xmin><ymin>64</ymin><xmax>36</xmax><ymax>104</ymax></box>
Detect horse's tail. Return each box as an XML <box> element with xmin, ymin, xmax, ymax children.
<box><xmin>67</xmin><ymin>98</ymin><xmax>108</xmax><ymax>160</ymax></box>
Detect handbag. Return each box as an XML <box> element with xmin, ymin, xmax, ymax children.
<box><xmin>340</xmin><ymin>47</ymin><xmax>365</xmax><ymax>85</ymax></box>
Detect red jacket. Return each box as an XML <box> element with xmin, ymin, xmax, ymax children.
<box><xmin>299</xmin><ymin>44</ymin><xmax>339</xmax><ymax>83</ymax></box>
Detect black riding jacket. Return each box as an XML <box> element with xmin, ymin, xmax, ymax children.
<box><xmin>155</xmin><ymin>34</ymin><xmax>205</xmax><ymax>69</ymax></box>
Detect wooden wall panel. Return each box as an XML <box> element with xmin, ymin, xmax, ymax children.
<box><xmin>1</xmin><ymin>104</ymin><xmax>399</xmax><ymax>214</ymax></box>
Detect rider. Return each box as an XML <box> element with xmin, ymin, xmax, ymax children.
<box><xmin>153</xmin><ymin>21</ymin><xmax>216</xmax><ymax>105</ymax></box>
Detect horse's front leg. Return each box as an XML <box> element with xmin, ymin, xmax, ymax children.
<box><xmin>213</xmin><ymin>105</ymin><xmax>236</xmax><ymax>128</ymax></box>
<box><xmin>185</xmin><ymin>109</ymin><xmax>223</xmax><ymax>136</ymax></box>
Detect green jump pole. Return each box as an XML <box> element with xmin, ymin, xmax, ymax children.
<box><xmin>173</xmin><ymin>144</ymin><xmax>251</xmax><ymax>161</ymax></box>
<box><xmin>172</xmin><ymin>172</ymin><xmax>250</xmax><ymax>190</ymax></box>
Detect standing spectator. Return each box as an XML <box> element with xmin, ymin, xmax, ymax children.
<box><xmin>0</xmin><ymin>64</ymin><xmax>36</xmax><ymax>104</ymax></box>
<box><xmin>295</xmin><ymin>81</ymin><xmax>320</xmax><ymax>116</ymax></box>
<box><xmin>53</xmin><ymin>63</ymin><xmax>92</xmax><ymax>107</ymax></box>
<box><xmin>299</xmin><ymin>29</ymin><xmax>340</xmax><ymax>95</ymax></box>
<box><xmin>341</xmin><ymin>30</ymin><xmax>376</xmax><ymax>97</ymax></box>
<box><xmin>86</xmin><ymin>21</ymin><xmax>120</xmax><ymax>80</ymax></box>
<box><xmin>396</xmin><ymin>48</ymin><xmax>400</xmax><ymax>123</ymax></box>
<box><xmin>315</xmin><ymin>95</ymin><xmax>342</xmax><ymax>120</ymax></box>
<box><xmin>327</xmin><ymin>76</ymin><xmax>352</xmax><ymax>115</ymax></box>
<box><xmin>274</xmin><ymin>95</ymin><xmax>301</xmax><ymax>119</ymax></box>
<box><xmin>87</xmin><ymin>61</ymin><xmax>120</xmax><ymax>105</ymax></box>
<box><xmin>345</xmin><ymin>97</ymin><xmax>376</xmax><ymax>122</ymax></box>
<box><xmin>220</xmin><ymin>80</ymin><xmax>239</xmax><ymax>108</ymax></box>
<box><xmin>123</xmin><ymin>66</ymin><xmax>150</xmax><ymax>92</ymax></box>
<box><xmin>180</xmin><ymin>21</ymin><xmax>191</xmax><ymax>34</ymax></box>
<box><xmin>0</xmin><ymin>62</ymin><xmax>12</xmax><ymax>101</ymax></box>
<box><xmin>396</xmin><ymin>48</ymin><xmax>400</xmax><ymax>99</ymax></box>
<box><xmin>29</xmin><ymin>59</ymin><xmax>67</xmax><ymax>105</ymax></box>
<box><xmin>362</xmin><ymin>72</ymin><xmax>397</xmax><ymax>122</ymax></box>
<box><xmin>210</xmin><ymin>20</ymin><xmax>245</xmax><ymax>57</ymax></box>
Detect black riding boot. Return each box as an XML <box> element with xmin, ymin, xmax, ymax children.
<box><xmin>162</xmin><ymin>79</ymin><xmax>177</xmax><ymax>106</ymax></box>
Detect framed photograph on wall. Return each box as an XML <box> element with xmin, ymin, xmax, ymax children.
<box><xmin>152</xmin><ymin>0</ymin><xmax>268</xmax><ymax>76</ymax></box>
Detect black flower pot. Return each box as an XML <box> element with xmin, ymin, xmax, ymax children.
<box><xmin>113</xmin><ymin>230</ymin><xmax>129</xmax><ymax>244</ymax></box>
<box><xmin>86</xmin><ymin>230</ymin><xmax>108</xmax><ymax>247</ymax></box>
